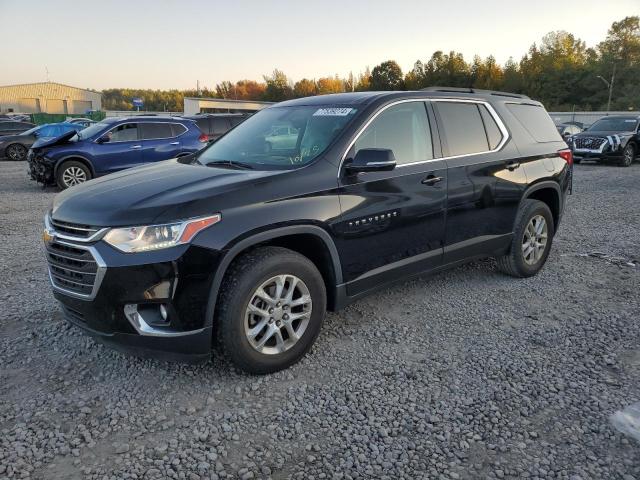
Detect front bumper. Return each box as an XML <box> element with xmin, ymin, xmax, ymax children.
<box><xmin>28</xmin><ymin>150</ymin><xmax>56</xmax><ymax>184</ymax></box>
<box><xmin>45</xmin><ymin>223</ymin><xmax>223</xmax><ymax>362</ymax></box>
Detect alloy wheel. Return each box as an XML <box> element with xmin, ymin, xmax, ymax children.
<box><xmin>62</xmin><ymin>166</ymin><xmax>87</xmax><ymax>187</ymax></box>
<box><xmin>522</xmin><ymin>214</ymin><xmax>548</xmax><ymax>265</ymax></box>
<box><xmin>6</xmin><ymin>144</ymin><xmax>25</xmax><ymax>160</ymax></box>
<box><xmin>244</xmin><ymin>274</ymin><xmax>312</xmax><ymax>355</ymax></box>
<box><xmin>624</xmin><ymin>145</ymin><xmax>634</xmax><ymax>165</ymax></box>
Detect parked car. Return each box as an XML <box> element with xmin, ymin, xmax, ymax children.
<box><xmin>0</xmin><ymin>122</ymin><xmax>83</xmax><ymax>161</ymax></box>
<box><xmin>66</xmin><ymin>118</ymin><xmax>96</xmax><ymax>127</ymax></box>
<box><xmin>28</xmin><ymin>116</ymin><xmax>207</xmax><ymax>188</ymax></box>
<box><xmin>265</xmin><ymin>125</ymin><xmax>299</xmax><ymax>151</ymax></box>
<box><xmin>569</xmin><ymin>115</ymin><xmax>639</xmax><ymax>166</ymax></box>
<box><xmin>43</xmin><ymin>89</ymin><xmax>571</xmax><ymax>373</ymax></box>
<box><xmin>556</xmin><ymin>123</ymin><xmax>583</xmax><ymax>141</ymax></box>
<box><xmin>183</xmin><ymin>113</ymin><xmax>248</xmax><ymax>142</ymax></box>
<box><xmin>0</xmin><ymin>120</ymin><xmax>36</xmax><ymax>137</ymax></box>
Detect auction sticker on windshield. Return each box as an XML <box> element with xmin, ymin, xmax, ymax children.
<box><xmin>313</xmin><ymin>108</ymin><xmax>354</xmax><ymax>116</ymax></box>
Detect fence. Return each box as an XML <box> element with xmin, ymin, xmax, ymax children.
<box><xmin>548</xmin><ymin>111</ymin><xmax>639</xmax><ymax>127</ymax></box>
<box><xmin>31</xmin><ymin>111</ymin><xmax>106</xmax><ymax>125</ymax></box>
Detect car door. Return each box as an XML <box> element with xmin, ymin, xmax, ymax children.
<box><xmin>336</xmin><ymin>100</ymin><xmax>447</xmax><ymax>296</ymax></box>
<box><xmin>432</xmin><ymin>100</ymin><xmax>526</xmax><ymax>264</ymax></box>
<box><xmin>139</xmin><ymin>122</ymin><xmax>183</xmax><ymax>163</ymax></box>
<box><xmin>93</xmin><ymin>122</ymin><xmax>142</xmax><ymax>174</ymax></box>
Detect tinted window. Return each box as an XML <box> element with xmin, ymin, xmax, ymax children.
<box><xmin>108</xmin><ymin>123</ymin><xmax>138</xmax><ymax>142</ymax></box>
<box><xmin>229</xmin><ymin>117</ymin><xmax>245</xmax><ymax>127</ymax></box>
<box><xmin>506</xmin><ymin>103</ymin><xmax>561</xmax><ymax>142</ymax></box>
<box><xmin>479</xmin><ymin>105</ymin><xmax>503</xmax><ymax>150</ymax></box>
<box><xmin>355</xmin><ymin>102</ymin><xmax>432</xmax><ymax>165</ymax></box>
<box><xmin>587</xmin><ymin>117</ymin><xmax>638</xmax><ymax>132</ymax></box>
<box><xmin>140</xmin><ymin>122</ymin><xmax>174</xmax><ymax>140</ymax></box>
<box><xmin>171</xmin><ymin>123</ymin><xmax>187</xmax><ymax>137</ymax></box>
<box><xmin>436</xmin><ymin>102</ymin><xmax>489</xmax><ymax>156</ymax></box>
<box><xmin>213</xmin><ymin>118</ymin><xmax>230</xmax><ymax>134</ymax></box>
<box><xmin>194</xmin><ymin>118</ymin><xmax>211</xmax><ymax>135</ymax></box>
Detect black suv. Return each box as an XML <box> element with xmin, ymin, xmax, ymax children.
<box><xmin>43</xmin><ymin>89</ymin><xmax>572</xmax><ymax>373</ymax></box>
<box><xmin>569</xmin><ymin>115</ymin><xmax>639</xmax><ymax>166</ymax></box>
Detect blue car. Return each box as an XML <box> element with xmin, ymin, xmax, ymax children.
<box><xmin>0</xmin><ymin>122</ymin><xmax>83</xmax><ymax>161</ymax></box>
<box><xmin>28</xmin><ymin>116</ymin><xmax>207</xmax><ymax>189</ymax></box>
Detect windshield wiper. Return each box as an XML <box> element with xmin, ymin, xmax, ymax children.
<box><xmin>205</xmin><ymin>160</ymin><xmax>254</xmax><ymax>170</ymax></box>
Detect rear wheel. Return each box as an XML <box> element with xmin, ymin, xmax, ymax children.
<box><xmin>496</xmin><ymin>199</ymin><xmax>555</xmax><ymax>278</ymax></box>
<box><xmin>621</xmin><ymin>143</ymin><xmax>635</xmax><ymax>167</ymax></box>
<box><xmin>217</xmin><ymin>246</ymin><xmax>326</xmax><ymax>374</ymax></box>
<box><xmin>56</xmin><ymin>160</ymin><xmax>92</xmax><ymax>189</ymax></box>
<box><xmin>5</xmin><ymin>143</ymin><xmax>27</xmax><ymax>161</ymax></box>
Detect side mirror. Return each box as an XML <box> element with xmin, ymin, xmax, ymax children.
<box><xmin>346</xmin><ymin>148</ymin><xmax>396</xmax><ymax>173</ymax></box>
<box><xmin>97</xmin><ymin>135</ymin><xmax>110</xmax><ymax>144</ymax></box>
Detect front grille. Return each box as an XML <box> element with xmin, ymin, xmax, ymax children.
<box><xmin>50</xmin><ymin>218</ymin><xmax>101</xmax><ymax>239</ymax></box>
<box><xmin>574</xmin><ymin>137</ymin><xmax>607</xmax><ymax>150</ymax></box>
<box><xmin>46</xmin><ymin>241</ymin><xmax>99</xmax><ymax>297</ymax></box>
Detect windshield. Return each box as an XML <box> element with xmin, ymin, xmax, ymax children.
<box><xmin>74</xmin><ymin>122</ymin><xmax>110</xmax><ymax>140</ymax></box>
<box><xmin>588</xmin><ymin>117</ymin><xmax>638</xmax><ymax>132</ymax></box>
<box><xmin>197</xmin><ymin>106</ymin><xmax>358</xmax><ymax>169</ymax></box>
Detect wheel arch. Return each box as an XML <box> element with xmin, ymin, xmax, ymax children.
<box><xmin>204</xmin><ymin>225</ymin><xmax>344</xmax><ymax>329</ymax></box>
<box><xmin>54</xmin><ymin>155</ymin><xmax>96</xmax><ymax>178</ymax></box>
<box><xmin>522</xmin><ymin>181</ymin><xmax>562</xmax><ymax>229</ymax></box>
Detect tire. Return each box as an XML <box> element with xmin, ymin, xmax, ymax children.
<box><xmin>56</xmin><ymin>160</ymin><xmax>92</xmax><ymax>189</ymax></box>
<box><xmin>217</xmin><ymin>246</ymin><xmax>326</xmax><ymax>374</ymax></box>
<box><xmin>5</xmin><ymin>143</ymin><xmax>27</xmax><ymax>161</ymax></box>
<box><xmin>621</xmin><ymin>143</ymin><xmax>635</xmax><ymax>167</ymax></box>
<box><xmin>573</xmin><ymin>158</ymin><xmax>581</xmax><ymax>164</ymax></box>
<box><xmin>496</xmin><ymin>199</ymin><xmax>555</xmax><ymax>278</ymax></box>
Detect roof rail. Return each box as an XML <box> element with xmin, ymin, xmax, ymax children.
<box><xmin>420</xmin><ymin>86</ymin><xmax>530</xmax><ymax>100</ymax></box>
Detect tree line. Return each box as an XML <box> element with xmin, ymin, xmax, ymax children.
<box><xmin>102</xmin><ymin>16</ymin><xmax>640</xmax><ymax>112</ymax></box>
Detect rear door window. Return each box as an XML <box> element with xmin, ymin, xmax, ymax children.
<box><xmin>434</xmin><ymin>102</ymin><xmax>489</xmax><ymax>156</ymax></box>
<box><xmin>171</xmin><ymin>123</ymin><xmax>187</xmax><ymax>137</ymax></box>
<box><xmin>355</xmin><ymin>101</ymin><xmax>433</xmax><ymax>165</ymax></box>
<box><xmin>140</xmin><ymin>122</ymin><xmax>174</xmax><ymax>140</ymax></box>
<box><xmin>506</xmin><ymin>103</ymin><xmax>561</xmax><ymax>142</ymax></box>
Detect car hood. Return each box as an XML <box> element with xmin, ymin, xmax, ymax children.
<box><xmin>52</xmin><ymin>159</ymin><xmax>287</xmax><ymax>227</ymax></box>
<box><xmin>574</xmin><ymin>130</ymin><xmax>634</xmax><ymax>138</ymax></box>
<box><xmin>32</xmin><ymin>130</ymin><xmax>77</xmax><ymax>149</ymax></box>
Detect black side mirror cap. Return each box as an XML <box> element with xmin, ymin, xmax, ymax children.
<box><xmin>346</xmin><ymin>148</ymin><xmax>397</xmax><ymax>173</ymax></box>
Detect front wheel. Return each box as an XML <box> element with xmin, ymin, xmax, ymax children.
<box><xmin>217</xmin><ymin>246</ymin><xmax>326</xmax><ymax>374</ymax></box>
<box><xmin>56</xmin><ymin>160</ymin><xmax>92</xmax><ymax>189</ymax></box>
<box><xmin>5</xmin><ymin>143</ymin><xmax>27</xmax><ymax>161</ymax></box>
<box><xmin>621</xmin><ymin>143</ymin><xmax>636</xmax><ymax>167</ymax></box>
<box><xmin>496</xmin><ymin>199</ymin><xmax>555</xmax><ymax>278</ymax></box>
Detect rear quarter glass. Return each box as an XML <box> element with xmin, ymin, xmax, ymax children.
<box><xmin>506</xmin><ymin>103</ymin><xmax>563</xmax><ymax>143</ymax></box>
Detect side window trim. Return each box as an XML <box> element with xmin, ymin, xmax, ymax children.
<box><xmin>431</xmin><ymin>99</ymin><xmax>509</xmax><ymax>160</ymax></box>
<box><xmin>339</xmin><ymin>98</ymin><xmax>510</xmax><ymax>175</ymax></box>
<box><xmin>99</xmin><ymin>122</ymin><xmax>140</xmax><ymax>143</ymax></box>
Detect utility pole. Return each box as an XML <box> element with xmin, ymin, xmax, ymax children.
<box><xmin>597</xmin><ymin>64</ymin><xmax>616</xmax><ymax>113</ymax></box>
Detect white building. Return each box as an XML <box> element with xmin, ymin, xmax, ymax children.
<box><xmin>0</xmin><ymin>82</ymin><xmax>102</xmax><ymax>114</ymax></box>
<box><xmin>183</xmin><ymin>97</ymin><xmax>272</xmax><ymax>116</ymax></box>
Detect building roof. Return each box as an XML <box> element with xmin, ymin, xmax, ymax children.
<box><xmin>0</xmin><ymin>81</ymin><xmax>100</xmax><ymax>94</ymax></box>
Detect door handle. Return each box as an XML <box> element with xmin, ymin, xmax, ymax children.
<box><xmin>422</xmin><ymin>175</ymin><xmax>443</xmax><ymax>186</ymax></box>
<box><xmin>170</xmin><ymin>141</ymin><xmax>179</xmax><ymax>145</ymax></box>
<box><xmin>130</xmin><ymin>145</ymin><xmax>141</xmax><ymax>149</ymax></box>
<box><xmin>506</xmin><ymin>160</ymin><xmax>520</xmax><ymax>171</ymax></box>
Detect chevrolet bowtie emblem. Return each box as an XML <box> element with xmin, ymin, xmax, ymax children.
<box><xmin>43</xmin><ymin>229</ymin><xmax>55</xmax><ymax>244</ymax></box>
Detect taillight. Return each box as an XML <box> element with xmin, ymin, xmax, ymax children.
<box><xmin>198</xmin><ymin>133</ymin><xmax>209</xmax><ymax>143</ymax></box>
<box><xmin>558</xmin><ymin>148</ymin><xmax>573</xmax><ymax>166</ymax></box>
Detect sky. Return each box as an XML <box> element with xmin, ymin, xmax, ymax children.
<box><xmin>0</xmin><ymin>0</ymin><xmax>638</xmax><ymax>91</ymax></box>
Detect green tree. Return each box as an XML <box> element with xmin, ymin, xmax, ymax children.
<box><xmin>370</xmin><ymin>60</ymin><xmax>404</xmax><ymax>90</ymax></box>
<box><xmin>263</xmin><ymin>69</ymin><xmax>294</xmax><ymax>102</ymax></box>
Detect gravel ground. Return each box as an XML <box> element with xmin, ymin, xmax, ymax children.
<box><xmin>0</xmin><ymin>160</ymin><xmax>639</xmax><ymax>480</ymax></box>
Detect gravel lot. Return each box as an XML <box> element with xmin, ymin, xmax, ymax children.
<box><xmin>1</xmin><ymin>160</ymin><xmax>639</xmax><ymax>480</ymax></box>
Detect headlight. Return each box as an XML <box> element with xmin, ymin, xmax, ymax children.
<box><xmin>103</xmin><ymin>214</ymin><xmax>221</xmax><ymax>253</ymax></box>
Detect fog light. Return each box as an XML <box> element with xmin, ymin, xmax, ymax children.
<box><xmin>159</xmin><ymin>304</ymin><xmax>168</xmax><ymax>321</ymax></box>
